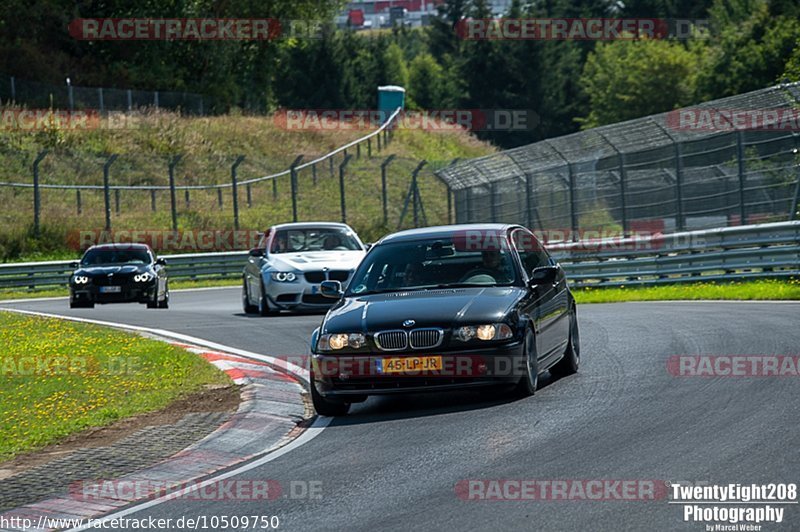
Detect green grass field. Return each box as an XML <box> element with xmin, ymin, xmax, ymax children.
<box><xmin>572</xmin><ymin>279</ymin><xmax>800</xmax><ymax>304</ymax></box>
<box><xmin>0</xmin><ymin>311</ymin><xmax>231</xmax><ymax>461</ymax></box>
<box><xmin>0</xmin><ymin>111</ymin><xmax>494</xmax><ymax>262</ymax></box>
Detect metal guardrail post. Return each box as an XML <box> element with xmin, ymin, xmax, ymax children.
<box><xmin>231</xmin><ymin>155</ymin><xmax>245</xmax><ymax>231</ymax></box>
<box><xmin>377</xmin><ymin>131</ymin><xmax>382</xmax><ymax>151</ymax></box>
<box><xmin>339</xmin><ymin>154</ymin><xmax>353</xmax><ymax>223</ymax></box>
<box><xmin>356</xmin><ymin>142</ymin><xmax>361</xmax><ymax>159</ymax></box>
<box><xmin>290</xmin><ymin>155</ymin><xmax>304</xmax><ymax>223</ymax></box>
<box><xmin>380</xmin><ymin>155</ymin><xmax>396</xmax><ymax>225</ymax></box>
<box><xmin>737</xmin><ymin>131</ymin><xmax>747</xmax><ymax>225</ymax></box>
<box><xmin>102</xmin><ymin>155</ymin><xmax>118</xmax><ymax>230</ymax></box>
<box><xmin>675</xmin><ymin>142</ymin><xmax>685</xmax><ymax>231</ymax></box>
<box><xmin>168</xmin><ymin>155</ymin><xmax>181</xmax><ymax>231</ymax></box>
<box><xmin>32</xmin><ymin>150</ymin><xmax>47</xmax><ymax>236</ymax></box>
<box><xmin>367</xmin><ymin>138</ymin><xmax>372</xmax><ymax>158</ymax></box>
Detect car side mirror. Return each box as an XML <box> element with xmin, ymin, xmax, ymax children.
<box><xmin>528</xmin><ymin>266</ymin><xmax>558</xmax><ymax>287</ymax></box>
<box><xmin>70</xmin><ymin>261</ymin><xmax>79</xmax><ymax>269</ymax></box>
<box><xmin>156</xmin><ymin>258</ymin><xmax>167</xmax><ymax>266</ymax></box>
<box><xmin>320</xmin><ymin>280</ymin><xmax>343</xmax><ymax>299</ymax></box>
<box><xmin>249</xmin><ymin>248</ymin><xmax>265</xmax><ymax>258</ymax></box>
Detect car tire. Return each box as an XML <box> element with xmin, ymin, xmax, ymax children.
<box><xmin>258</xmin><ymin>282</ymin><xmax>276</xmax><ymax>317</ymax></box>
<box><xmin>157</xmin><ymin>283</ymin><xmax>170</xmax><ymax>309</ymax></box>
<box><xmin>550</xmin><ymin>306</ymin><xmax>580</xmax><ymax>378</ymax></box>
<box><xmin>242</xmin><ymin>278</ymin><xmax>258</xmax><ymax>314</ymax></box>
<box><xmin>310</xmin><ymin>374</ymin><xmax>351</xmax><ymax>416</ymax></box>
<box><xmin>146</xmin><ymin>289</ymin><xmax>158</xmax><ymax>309</ymax></box>
<box><xmin>515</xmin><ymin>327</ymin><xmax>538</xmax><ymax>397</ymax></box>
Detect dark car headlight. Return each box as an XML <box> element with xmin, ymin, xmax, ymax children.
<box><xmin>317</xmin><ymin>333</ymin><xmax>366</xmax><ymax>351</ymax></box>
<box><xmin>133</xmin><ymin>273</ymin><xmax>154</xmax><ymax>282</ymax></box>
<box><xmin>72</xmin><ymin>275</ymin><xmax>90</xmax><ymax>285</ymax></box>
<box><xmin>454</xmin><ymin>323</ymin><xmax>514</xmax><ymax>342</ymax></box>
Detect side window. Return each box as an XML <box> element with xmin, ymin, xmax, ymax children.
<box><xmin>512</xmin><ymin>229</ymin><xmax>549</xmax><ymax>277</ymax></box>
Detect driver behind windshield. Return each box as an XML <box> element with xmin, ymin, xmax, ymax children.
<box><xmin>461</xmin><ymin>249</ymin><xmax>514</xmax><ymax>284</ymax></box>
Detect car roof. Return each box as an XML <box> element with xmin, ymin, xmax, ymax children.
<box><xmin>376</xmin><ymin>224</ymin><xmax>518</xmax><ymax>245</ymax></box>
<box><xmin>271</xmin><ymin>222</ymin><xmax>353</xmax><ymax>231</ymax></box>
<box><xmin>86</xmin><ymin>243</ymin><xmax>152</xmax><ymax>251</ymax></box>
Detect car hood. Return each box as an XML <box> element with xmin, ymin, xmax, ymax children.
<box><xmin>323</xmin><ymin>287</ymin><xmax>526</xmax><ymax>333</ymax></box>
<box><xmin>74</xmin><ymin>264</ymin><xmax>149</xmax><ymax>276</ymax></box>
<box><xmin>266</xmin><ymin>251</ymin><xmax>365</xmax><ymax>272</ymax></box>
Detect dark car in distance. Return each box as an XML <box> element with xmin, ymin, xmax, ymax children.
<box><xmin>309</xmin><ymin>224</ymin><xmax>580</xmax><ymax>416</ymax></box>
<box><xmin>69</xmin><ymin>243</ymin><xmax>169</xmax><ymax>309</ymax></box>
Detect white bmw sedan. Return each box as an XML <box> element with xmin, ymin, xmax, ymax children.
<box><xmin>242</xmin><ymin>222</ymin><xmax>368</xmax><ymax>315</ymax></box>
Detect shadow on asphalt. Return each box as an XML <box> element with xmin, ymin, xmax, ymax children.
<box><xmin>328</xmin><ymin>372</ymin><xmax>561</xmax><ymax>425</ymax></box>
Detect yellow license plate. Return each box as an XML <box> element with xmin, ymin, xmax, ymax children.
<box><xmin>379</xmin><ymin>356</ymin><xmax>443</xmax><ymax>374</ymax></box>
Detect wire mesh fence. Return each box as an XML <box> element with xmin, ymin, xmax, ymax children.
<box><xmin>437</xmin><ymin>83</ymin><xmax>800</xmax><ymax>239</ymax></box>
<box><xmin>0</xmin><ymin>74</ymin><xmax>207</xmax><ymax>115</ymax></box>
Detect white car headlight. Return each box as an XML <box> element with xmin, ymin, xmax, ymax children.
<box><xmin>271</xmin><ymin>272</ymin><xmax>297</xmax><ymax>282</ymax></box>
<box><xmin>134</xmin><ymin>273</ymin><xmax>153</xmax><ymax>282</ymax></box>
<box><xmin>73</xmin><ymin>275</ymin><xmax>90</xmax><ymax>285</ymax></box>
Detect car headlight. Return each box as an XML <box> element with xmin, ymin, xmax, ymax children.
<box><xmin>270</xmin><ymin>272</ymin><xmax>297</xmax><ymax>282</ymax></box>
<box><xmin>73</xmin><ymin>275</ymin><xmax>90</xmax><ymax>285</ymax></box>
<box><xmin>317</xmin><ymin>333</ymin><xmax>366</xmax><ymax>351</ymax></box>
<box><xmin>133</xmin><ymin>273</ymin><xmax>153</xmax><ymax>282</ymax></box>
<box><xmin>454</xmin><ymin>323</ymin><xmax>513</xmax><ymax>342</ymax></box>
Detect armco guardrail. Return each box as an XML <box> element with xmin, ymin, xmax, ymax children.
<box><xmin>0</xmin><ymin>221</ymin><xmax>798</xmax><ymax>291</ymax></box>
<box><xmin>547</xmin><ymin>221</ymin><xmax>800</xmax><ymax>287</ymax></box>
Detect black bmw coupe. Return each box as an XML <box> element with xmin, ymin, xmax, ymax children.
<box><xmin>69</xmin><ymin>243</ymin><xmax>169</xmax><ymax>309</ymax></box>
<box><xmin>309</xmin><ymin>224</ymin><xmax>580</xmax><ymax>416</ymax></box>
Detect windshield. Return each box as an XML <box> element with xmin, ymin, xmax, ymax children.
<box><xmin>347</xmin><ymin>237</ymin><xmax>519</xmax><ymax>295</ymax></box>
<box><xmin>81</xmin><ymin>248</ymin><xmax>151</xmax><ymax>265</ymax></box>
<box><xmin>270</xmin><ymin>227</ymin><xmax>361</xmax><ymax>254</ymax></box>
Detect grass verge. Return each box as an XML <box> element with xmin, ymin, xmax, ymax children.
<box><xmin>573</xmin><ymin>279</ymin><xmax>800</xmax><ymax>304</ymax></box>
<box><xmin>0</xmin><ymin>311</ymin><xmax>231</xmax><ymax>461</ymax></box>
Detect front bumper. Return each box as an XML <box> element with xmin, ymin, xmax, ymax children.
<box><xmin>312</xmin><ymin>341</ymin><xmax>525</xmax><ymax>398</ymax></box>
<box><xmin>70</xmin><ymin>282</ymin><xmax>156</xmax><ymax>304</ymax></box>
<box><xmin>264</xmin><ymin>276</ymin><xmax>346</xmax><ymax>311</ymax></box>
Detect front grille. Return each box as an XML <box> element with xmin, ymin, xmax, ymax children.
<box><xmin>91</xmin><ymin>275</ymin><xmax>133</xmax><ymax>286</ymax></box>
<box><xmin>374</xmin><ymin>330</ymin><xmax>408</xmax><ymax>351</ymax></box>
<box><xmin>304</xmin><ymin>271</ymin><xmax>325</xmax><ymax>283</ymax></box>
<box><xmin>329</xmin><ymin>270</ymin><xmax>350</xmax><ymax>282</ymax></box>
<box><xmin>409</xmin><ymin>329</ymin><xmax>444</xmax><ymax>349</ymax></box>
<box><xmin>302</xmin><ymin>294</ymin><xmax>333</xmax><ymax>305</ymax></box>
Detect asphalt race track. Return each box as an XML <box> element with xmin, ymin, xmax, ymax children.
<box><xmin>3</xmin><ymin>289</ymin><xmax>800</xmax><ymax>531</ymax></box>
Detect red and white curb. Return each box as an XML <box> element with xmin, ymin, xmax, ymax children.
<box><xmin>0</xmin><ymin>309</ymin><xmax>322</xmax><ymax>532</ymax></box>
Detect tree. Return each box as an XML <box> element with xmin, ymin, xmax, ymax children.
<box><xmin>579</xmin><ymin>38</ymin><xmax>698</xmax><ymax>128</ymax></box>
<box><xmin>382</xmin><ymin>43</ymin><xmax>409</xmax><ymax>88</ymax></box>
<box><xmin>408</xmin><ymin>53</ymin><xmax>444</xmax><ymax>109</ymax></box>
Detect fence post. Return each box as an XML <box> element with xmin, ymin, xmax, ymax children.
<box><xmin>150</xmin><ymin>189</ymin><xmax>156</xmax><ymax>212</ymax></box>
<box><xmin>367</xmin><ymin>138</ymin><xmax>372</xmax><ymax>158</ymax></box>
<box><xmin>76</xmin><ymin>189</ymin><xmax>82</xmax><ymax>215</ymax></box>
<box><xmin>217</xmin><ymin>188</ymin><xmax>223</xmax><ymax>209</ymax></box>
<box><xmin>184</xmin><ymin>188</ymin><xmax>190</xmax><ymax>209</ymax></box>
<box><xmin>272</xmin><ymin>177</ymin><xmax>278</xmax><ymax>199</ymax></box>
<box><xmin>246</xmin><ymin>183</ymin><xmax>252</xmax><ymax>208</ymax></box>
<box><xmin>154</xmin><ymin>91</ymin><xmax>159</xmax><ymax>109</ymax></box>
<box><xmin>489</xmin><ymin>182</ymin><xmax>498</xmax><ymax>223</ymax></box>
<box><xmin>446</xmin><ymin>158</ymin><xmax>459</xmax><ymax>225</ymax></box>
<box><xmin>618</xmin><ymin>153</ymin><xmax>629</xmax><ymax>236</ymax></box>
<box><xmin>339</xmin><ymin>154</ymin><xmax>353</xmax><ymax>223</ymax></box>
<box><xmin>102</xmin><ymin>155</ymin><xmax>118</xmax><ymax>230</ymax></box>
<box><xmin>675</xmin><ymin>142</ymin><xmax>685</xmax><ymax>231</ymax></box>
<box><xmin>568</xmin><ymin>164</ymin><xmax>578</xmax><ymax>240</ymax></box>
<box><xmin>32</xmin><ymin>150</ymin><xmax>47</xmax><ymax>236</ymax></box>
<box><xmin>127</xmin><ymin>90</ymin><xmax>132</xmax><ymax>111</ymax></box>
<box><xmin>377</xmin><ymin>131</ymin><xmax>382</xmax><ymax>152</ymax></box>
<box><xmin>10</xmin><ymin>76</ymin><xmax>15</xmax><ymax>102</ymax></box>
<box><xmin>67</xmin><ymin>82</ymin><xmax>74</xmax><ymax>112</ymax></box>
<box><xmin>356</xmin><ymin>143</ymin><xmax>361</xmax><ymax>159</ymax></box>
<box><xmin>98</xmin><ymin>88</ymin><xmax>104</xmax><ymax>113</ymax></box>
<box><xmin>380</xmin><ymin>155</ymin><xmax>396</xmax><ymax>225</ymax></box>
<box><xmin>290</xmin><ymin>155</ymin><xmax>304</xmax><ymax>223</ymax></box>
<box><xmin>312</xmin><ymin>163</ymin><xmax>317</xmax><ymax>186</ymax></box>
<box><xmin>231</xmin><ymin>155</ymin><xmax>245</xmax><ymax>231</ymax></box>
<box><xmin>524</xmin><ymin>175</ymin><xmax>533</xmax><ymax>229</ymax></box>
<box><xmin>168</xmin><ymin>155</ymin><xmax>181</xmax><ymax>231</ymax></box>
<box><xmin>737</xmin><ymin>130</ymin><xmax>747</xmax><ymax>225</ymax></box>
<box><xmin>114</xmin><ymin>189</ymin><xmax>120</xmax><ymax>214</ymax></box>
<box><xmin>397</xmin><ymin>161</ymin><xmax>428</xmax><ymax>229</ymax></box>
<box><xmin>329</xmin><ymin>156</ymin><xmax>335</xmax><ymax>178</ymax></box>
